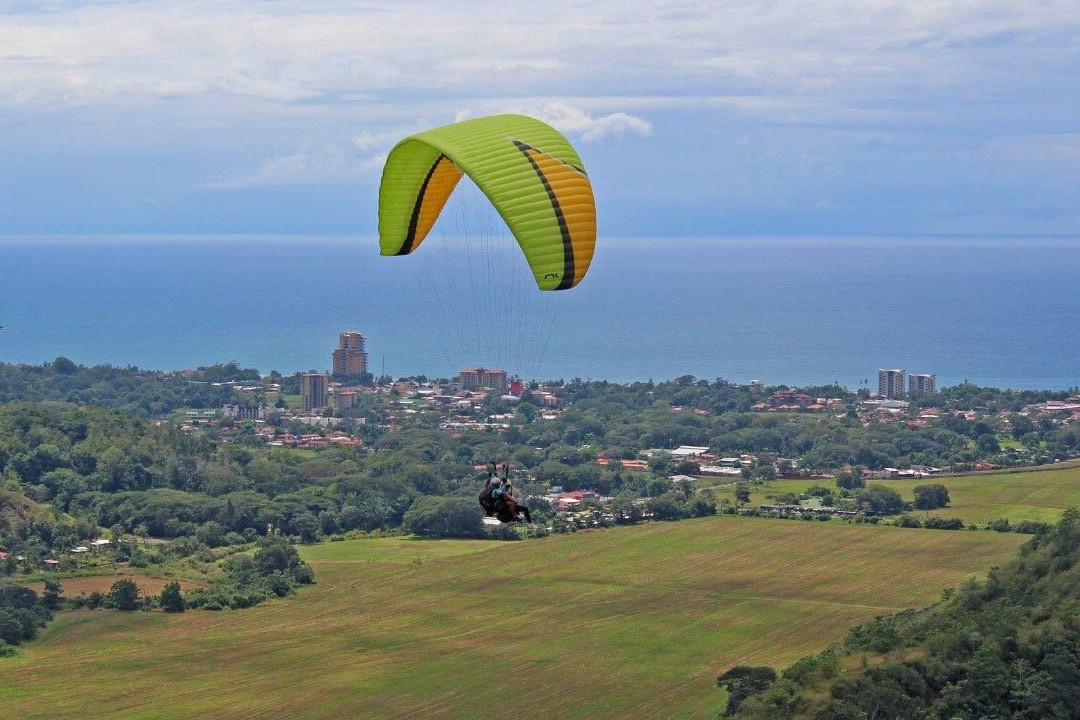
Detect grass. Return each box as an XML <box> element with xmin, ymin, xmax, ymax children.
<box><xmin>0</xmin><ymin>517</ymin><xmax>1024</xmax><ymax>719</ymax></box>
<box><xmin>711</xmin><ymin>464</ymin><xmax>1080</xmax><ymax>525</ymax></box>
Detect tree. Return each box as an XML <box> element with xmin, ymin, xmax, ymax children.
<box><xmin>42</xmin><ymin>580</ymin><xmax>62</xmax><ymax>611</ymax></box>
<box><xmin>717</xmin><ymin>666</ymin><xmax>778</xmax><ymax>716</ymax></box>
<box><xmin>735</xmin><ymin>484</ymin><xmax>751</xmax><ymax>504</ymax></box>
<box><xmin>1009</xmin><ymin>414</ymin><xmax>1035</xmax><ymax>440</ymax></box>
<box><xmin>976</xmin><ymin>433</ymin><xmax>1001</xmax><ymax>454</ymax></box>
<box><xmin>108</xmin><ymin>579</ymin><xmax>140</xmax><ymax>611</ymax></box>
<box><xmin>51</xmin><ymin>356</ymin><xmax>78</xmax><ymax>375</ymax></box>
<box><xmin>913</xmin><ymin>483</ymin><xmax>950</xmax><ymax>510</ymax></box>
<box><xmin>856</xmin><ymin>485</ymin><xmax>904</xmax><ymax>515</ymax></box>
<box><xmin>159</xmin><ymin>581</ymin><xmax>185</xmax><ymax>613</ymax></box>
<box><xmin>253</xmin><ymin>536</ymin><xmax>302</xmax><ymax>575</ymax></box>
<box><xmin>401</xmin><ymin>496</ymin><xmax>484</xmax><ymax>539</ymax></box>
<box><xmin>835</xmin><ymin>466</ymin><xmax>866</xmax><ymax>490</ymax></box>
<box><xmin>291</xmin><ymin>513</ymin><xmax>319</xmax><ymax>544</ymax></box>
<box><xmin>673</xmin><ymin>460</ymin><xmax>700</xmax><ymax>476</ymax></box>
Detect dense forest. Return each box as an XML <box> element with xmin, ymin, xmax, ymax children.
<box><xmin>727</xmin><ymin>510</ymin><xmax>1080</xmax><ymax>719</ymax></box>
<box><xmin>0</xmin><ymin>359</ymin><xmax>269</xmax><ymax>416</ymax></box>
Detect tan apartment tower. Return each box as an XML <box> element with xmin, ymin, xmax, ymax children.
<box><xmin>459</xmin><ymin>368</ymin><xmax>508</xmax><ymax>393</ymax></box>
<box><xmin>300</xmin><ymin>372</ymin><xmax>330</xmax><ymax>411</ymax></box>
<box><xmin>332</xmin><ymin>332</ymin><xmax>368</xmax><ymax>376</ymax></box>
<box><xmin>878</xmin><ymin>369</ymin><xmax>906</xmax><ymax>400</ymax></box>
<box><xmin>908</xmin><ymin>373</ymin><xmax>936</xmax><ymax>395</ymax></box>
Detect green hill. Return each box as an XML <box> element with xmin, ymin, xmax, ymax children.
<box><xmin>0</xmin><ymin>490</ymin><xmax>56</xmax><ymax>536</ymax></box>
<box><xmin>0</xmin><ymin>516</ymin><xmax>1023</xmax><ymax>719</ymax></box>
<box><xmin>733</xmin><ymin>509</ymin><xmax>1080</xmax><ymax>719</ymax></box>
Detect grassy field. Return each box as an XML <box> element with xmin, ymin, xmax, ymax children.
<box><xmin>712</xmin><ymin>464</ymin><xmax>1080</xmax><ymax>525</ymax></box>
<box><xmin>0</xmin><ymin>517</ymin><xmax>1024</xmax><ymax>719</ymax></box>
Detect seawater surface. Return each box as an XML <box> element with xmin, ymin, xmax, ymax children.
<box><xmin>1</xmin><ymin>235</ymin><xmax>1077</xmax><ymax>390</ymax></box>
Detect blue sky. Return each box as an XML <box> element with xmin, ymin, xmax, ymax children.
<box><xmin>1</xmin><ymin>0</ymin><xmax>1078</xmax><ymax>236</ymax></box>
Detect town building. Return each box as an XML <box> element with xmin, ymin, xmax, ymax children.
<box><xmin>768</xmin><ymin>390</ymin><xmax>816</xmax><ymax>408</ymax></box>
<box><xmin>333</xmin><ymin>389</ymin><xmax>359</xmax><ymax>410</ymax></box>
<box><xmin>332</xmin><ymin>331</ymin><xmax>369</xmax><ymax>375</ymax></box>
<box><xmin>222</xmin><ymin>404</ymin><xmax>273</xmax><ymax>421</ymax></box>
<box><xmin>908</xmin><ymin>373</ymin><xmax>936</xmax><ymax>395</ymax></box>
<box><xmin>300</xmin><ymin>372</ymin><xmax>329</xmax><ymax>411</ymax></box>
<box><xmin>749</xmin><ymin>379</ymin><xmax>764</xmax><ymax>394</ymax></box>
<box><xmin>878</xmin><ymin>369</ymin><xmax>906</xmax><ymax>399</ymax></box>
<box><xmin>459</xmin><ymin>367</ymin><xmax>508</xmax><ymax>393</ymax></box>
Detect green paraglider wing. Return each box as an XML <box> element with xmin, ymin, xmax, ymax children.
<box><xmin>378</xmin><ymin>114</ymin><xmax>596</xmax><ymax>290</ymax></box>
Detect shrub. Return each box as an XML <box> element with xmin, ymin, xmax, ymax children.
<box><xmin>1014</xmin><ymin>520</ymin><xmax>1051</xmax><ymax>534</ymax></box>
<box><xmin>924</xmin><ymin>517</ymin><xmax>964</xmax><ymax>530</ymax></box>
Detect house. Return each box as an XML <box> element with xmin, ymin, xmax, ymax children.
<box><xmin>596</xmin><ymin>457</ymin><xmax>649</xmax><ymax>471</ymax></box>
<box><xmin>550</xmin><ymin>490</ymin><xmax>599</xmax><ymax>512</ymax></box>
<box><xmin>698</xmin><ymin>465</ymin><xmax>743</xmax><ymax>477</ymax></box>
<box><xmin>670</xmin><ymin>445</ymin><xmax>711</xmax><ymax>458</ymax></box>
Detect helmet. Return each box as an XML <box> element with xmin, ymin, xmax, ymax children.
<box><xmin>491</xmin><ymin>478</ymin><xmax>503</xmax><ymax>486</ymax></box>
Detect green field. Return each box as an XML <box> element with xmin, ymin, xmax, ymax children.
<box><xmin>714</xmin><ymin>464</ymin><xmax>1080</xmax><ymax>525</ymax></box>
<box><xmin>0</xmin><ymin>517</ymin><xmax>1024</xmax><ymax>719</ymax></box>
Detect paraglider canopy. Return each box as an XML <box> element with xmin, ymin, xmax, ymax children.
<box><xmin>378</xmin><ymin>114</ymin><xmax>597</xmax><ymax>290</ymax></box>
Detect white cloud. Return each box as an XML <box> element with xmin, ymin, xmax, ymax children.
<box><xmin>4</xmin><ymin>0</ymin><xmax>1080</xmax><ymax>232</ymax></box>
<box><xmin>207</xmin><ymin>101</ymin><xmax>650</xmax><ymax>189</ymax></box>
<box><xmin>521</xmin><ymin>101</ymin><xmax>652</xmax><ymax>142</ymax></box>
<box><xmin>2</xmin><ymin>0</ymin><xmax>1077</xmax><ymax>131</ymax></box>
<box><xmin>455</xmin><ymin>100</ymin><xmax>651</xmax><ymax>142</ymax></box>
<box><xmin>205</xmin><ymin>142</ymin><xmax>386</xmax><ymax>189</ymax></box>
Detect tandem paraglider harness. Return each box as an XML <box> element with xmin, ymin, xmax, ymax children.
<box><xmin>479</xmin><ymin>462</ymin><xmax>531</xmax><ymax>523</ymax></box>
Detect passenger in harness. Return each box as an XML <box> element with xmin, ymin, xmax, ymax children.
<box><xmin>478</xmin><ymin>460</ymin><xmax>498</xmax><ymax>517</ymax></box>
<box><xmin>490</xmin><ymin>465</ymin><xmax>532</xmax><ymax>524</ymax></box>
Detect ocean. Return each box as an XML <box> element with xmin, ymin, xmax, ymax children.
<box><xmin>1</xmin><ymin>234</ymin><xmax>1078</xmax><ymax>390</ymax></box>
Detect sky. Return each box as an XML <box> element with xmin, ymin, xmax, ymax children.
<box><xmin>1</xmin><ymin>0</ymin><xmax>1078</xmax><ymax>236</ymax></box>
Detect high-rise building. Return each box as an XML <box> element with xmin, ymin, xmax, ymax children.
<box><xmin>878</xmin><ymin>369</ymin><xmax>906</xmax><ymax>399</ymax></box>
<box><xmin>332</xmin><ymin>332</ymin><xmax>368</xmax><ymax>376</ymax></box>
<box><xmin>459</xmin><ymin>367</ymin><xmax>508</xmax><ymax>393</ymax></box>
<box><xmin>300</xmin><ymin>372</ymin><xmax>329</xmax><ymax>411</ymax></box>
<box><xmin>908</xmin><ymin>373</ymin><xmax>936</xmax><ymax>395</ymax></box>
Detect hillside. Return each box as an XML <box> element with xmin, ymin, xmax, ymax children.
<box><xmin>0</xmin><ymin>516</ymin><xmax>1023</xmax><ymax>719</ymax></box>
<box><xmin>734</xmin><ymin>510</ymin><xmax>1080</xmax><ymax>718</ymax></box>
<box><xmin>0</xmin><ymin>490</ymin><xmax>57</xmax><ymax>535</ymax></box>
